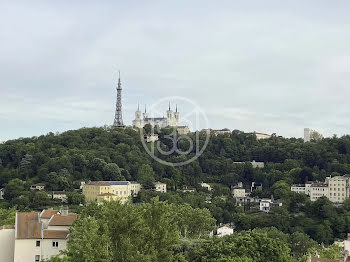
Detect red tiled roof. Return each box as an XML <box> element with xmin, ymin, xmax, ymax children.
<box><xmin>43</xmin><ymin>230</ymin><xmax>69</xmax><ymax>239</ymax></box>
<box><xmin>16</xmin><ymin>212</ymin><xmax>41</xmax><ymax>239</ymax></box>
<box><xmin>311</xmin><ymin>257</ymin><xmax>338</xmax><ymax>262</ymax></box>
<box><xmin>48</xmin><ymin>214</ymin><xmax>78</xmax><ymax>226</ymax></box>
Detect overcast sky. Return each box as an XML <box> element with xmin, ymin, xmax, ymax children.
<box><xmin>1</xmin><ymin>1</ymin><xmax>350</xmax><ymax>141</ymax></box>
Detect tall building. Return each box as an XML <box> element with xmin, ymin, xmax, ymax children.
<box><xmin>113</xmin><ymin>71</ymin><xmax>124</xmax><ymax>127</ymax></box>
<box><xmin>132</xmin><ymin>103</ymin><xmax>179</xmax><ymax>129</ymax></box>
<box><xmin>304</xmin><ymin>128</ymin><xmax>313</xmax><ymax>142</ymax></box>
<box><xmin>304</xmin><ymin>128</ymin><xmax>322</xmax><ymax>142</ymax></box>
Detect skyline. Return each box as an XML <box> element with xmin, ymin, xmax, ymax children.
<box><xmin>2</xmin><ymin>1</ymin><xmax>350</xmax><ymax>141</ymax></box>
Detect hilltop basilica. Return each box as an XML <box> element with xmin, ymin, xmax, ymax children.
<box><xmin>132</xmin><ymin>104</ymin><xmax>179</xmax><ymax>129</ymax></box>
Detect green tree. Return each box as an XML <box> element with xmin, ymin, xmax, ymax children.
<box><xmin>102</xmin><ymin>163</ymin><xmax>124</xmax><ymax>181</ymax></box>
<box><xmin>32</xmin><ymin>191</ymin><xmax>51</xmax><ymax>208</ymax></box>
<box><xmin>4</xmin><ymin>179</ymin><xmax>26</xmax><ymax>200</ymax></box>
<box><xmin>67</xmin><ymin>191</ymin><xmax>85</xmax><ymax>205</ymax></box>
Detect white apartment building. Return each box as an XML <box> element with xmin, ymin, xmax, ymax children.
<box><xmin>310</xmin><ymin>183</ymin><xmax>329</xmax><ymax>201</ymax></box>
<box><xmin>154</xmin><ymin>182</ymin><xmax>167</xmax><ymax>193</ymax></box>
<box><xmin>326</xmin><ymin>175</ymin><xmax>350</xmax><ymax>203</ymax></box>
<box><xmin>30</xmin><ymin>183</ymin><xmax>45</xmax><ymax>191</ymax></box>
<box><xmin>176</xmin><ymin>126</ymin><xmax>190</xmax><ymax>135</ymax></box>
<box><xmin>291</xmin><ymin>184</ymin><xmax>306</xmax><ymax>194</ymax></box>
<box><xmin>199</xmin><ymin>182</ymin><xmax>212</xmax><ymax>191</ymax></box>
<box><xmin>216</xmin><ymin>225</ymin><xmax>234</xmax><ymax>237</ymax></box>
<box><xmin>292</xmin><ymin>175</ymin><xmax>350</xmax><ymax>203</ymax></box>
<box><xmin>0</xmin><ymin>209</ymin><xmax>78</xmax><ymax>262</ymax></box>
<box><xmin>249</xmin><ymin>132</ymin><xmax>271</xmax><ymax>140</ymax></box>
<box><xmin>259</xmin><ymin>199</ymin><xmax>282</xmax><ymax>213</ymax></box>
<box><xmin>232</xmin><ymin>187</ymin><xmax>246</xmax><ymax>198</ymax></box>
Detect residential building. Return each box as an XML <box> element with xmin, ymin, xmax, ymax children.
<box><xmin>212</xmin><ymin>128</ymin><xmax>231</xmax><ymax>136</ymax></box>
<box><xmin>251</xmin><ymin>182</ymin><xmax>263</xmax><ymax>192</ymax></box>
<box><xmin>259</xmin><ymin>198</ymin><xmax>282</xmax><ymax>213</ymax></box>
<box><xmin>216</xmin><ymin>225</ymin><xmax>234</xmax><ymax>237</ymax></box>
<box><xmin>144</xmin><ymin>133</ymin><xmax>159</xmax><ymax>143</ymax></box>
<box><xmin>232</xmin><ymin>183</ymin><xmax>246</xmax><ymax>198</ymax></box>
<box><xmin>0</xmin><ymin>188</ymin><xmax>4</xmax><ymax>199</ymax></box>
<box><xmin>310</xmin><ymin>183</ymin><xmax>329</xmax><ymax>201</ymax></box>
<box><xmin>154</xmin><ymin>182</ymin><xmax>167</xmax><ymax>193</ymax></box>
<box><xmin>176</xmin><ymin>126</ymin><xmax>190</xmax><ymax>135</ymax></box>
<box><xmin>293</xmin><ymin>175</ymin><xmax>350</xmax><ymax>203</ymax></box>
<box><xmin>82</xmin><ymin>181</ymin><xmax>141</xmax><ymax>204</ymax></box>
<box><xmin>0</xmin><ymin>208</ymin><xmax>78</xmax><ymax>262</ymax></box>
<box><xmin>181</xmin><ymin>187</ymin><xmax>195</xmax><ymax>193</ymax></box>
<box><xmin>0</xmin><ymin>225</ymin><xmax>15</xmax><ymax>262</ymax></box>
<box><xmin>233</xmin><ymin>160</ymin><xmax>265</xmax><ymax>169</ymax></box>
<box><xmin>305</xmin><ymin>181</ymin><xmax>314</xmax><ymax>196</ymax></box>
<box><xmin>47</xmin><ymin>191</ymin><xmax>68</xmax><ymax>203</ymax></box>
<box><xmin>291</xmin><ymin>184</ymin><xmax>306</xmax><ymax>194</ymax></box>
<box><xmin>304</xmin><ymin>128</ymin><xmax>323</xmax><ymax>142</ymax></box>
<box><xmin>249</xmin><ymin>132</ymin><xmax>271</xmax><ymax>140</ymax></box>
<box><xmin>30</xmin><ymin>183</ymin><xmax>45</xmax><ymax>191</ymax></box>
<box><xmin>326</xmin><ymin>175</ymin><xmax>350</xmax><ymax>203</ymax></box>
<box><xmin>199</xmin><ymin>182</ymin><xmax>212</xmax><ymax>191</ymax></box>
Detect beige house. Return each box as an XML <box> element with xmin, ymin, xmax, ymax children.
<box><xmin>0</xmin><ymin>209</ymin><xmax>78</xmax><ymax>262</ymax></box>
<box><xmin>291</xmin><ymin>184</ymin><xmax>306</xmax><ymax>194</ymax></box>
<box><xmin>154</xmin><ymin>182</ymin><xmax>167</xmax><ymax>193</ymax></box>
<box><xmin>144</xmin><ymin>134</ymin><xmax>159</xmax><ymax>143</ymax></box>
<box><xmin>310</xmin><ymin>183</ymin><xmax>329</xmax><ymax>201</ymax></box>
<box><xmin>199</xmin><ymin>182</ymin><xmax>212</xmax><ymax>191</ymax></box>
<box><xmin>30</xmin><ymin>183</ymin><xmax>45</xmax><ymax>191</ymax></box>
<box><xmin>249</xmin><ymin>132</ymin><xmax>271</xmax><ymax>140</ymax></box>
<box><xmin>47</xmin><ymin>191</ymin><xmax>68</xmax><ymax>203</ymax></box>
<box><xmin>232</xmin><ymin>188</ymin><xmax>246</xmax><ymax>198</ymax></box>
<box><xmin>176</xmin><ymin>126</ymin><xmax>190</xmax><ymax>135</ymax></box>
<box><xmin>83</xmin><ymin>181</ymin><xmax>141</xmax><ymax>204</ymax></box>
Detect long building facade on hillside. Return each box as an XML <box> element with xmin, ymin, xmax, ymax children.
<box><xmin>291</xmin><ymin>175</ymin><xmax>350</xmax><ymax>203</ymax></box>
<box><xmin>82</xmin><ymin>181</ymin><xmax>141</xmax><ymax>204</ymax></box>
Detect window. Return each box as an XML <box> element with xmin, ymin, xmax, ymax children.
<box><xmin>36</xmin><ymin>240</ymin><xmax>40</xmax><ymax>247</ymax></box>
<box><xmin>52</xmin><ymin>241</ymin><xmax>59</xmax><ymax>248</ymax></box>
<box><xmin>35</xmin><ymin>255</ymin><xmax>40</xmax><ymax>262</ymax></box>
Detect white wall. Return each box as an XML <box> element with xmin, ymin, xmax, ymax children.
<box><xmin>0</xmin><ymin>228</ymin><xmax>15</xmax><ymax>262</ymax></box>
<box><xmin>41</xmin><ymin>239</ymin><xmax>67</xmax><ymax>261</ymax></box>
<box><xmin>14</xmin><ymin>239</ymin><xmax>41</xmax><ymax>262</ymax></box>
<box><xmin>14</xmin><ymin>238</ymin><xmax>67</xmax><ymax>262</ymax></box>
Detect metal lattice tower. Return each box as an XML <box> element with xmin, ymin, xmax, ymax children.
<box><xmin>113</xmin><ymin>71</ymin><xmax>124</xmax><ymax>127</ymax></box>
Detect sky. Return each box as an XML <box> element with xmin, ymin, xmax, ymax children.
<box><xmin>1</xmin><ymin>0</ymin><xmax>350</xmax><ymax>141</ymax></box>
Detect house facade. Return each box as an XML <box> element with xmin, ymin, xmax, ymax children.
<box><xmin>30</xmin><ymin>184</ymin><xmax>45</xmax><ymax>191</ymax></box>
<box><xmin>0</xmin><ymin>209</ymin><xmax>77</xmax><ymax>262</ymax></box>
<box><xmin>154</xmin><ymin>182</ymin><xmax>167</xmax><ymax>193</ymax></box>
